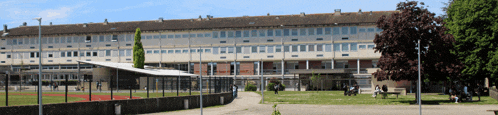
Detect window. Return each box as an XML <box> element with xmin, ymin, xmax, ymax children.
<box><xmin>146</xmin><ymin>50</ymin><xmax>152</xmax><ymax>54</ymax></box>
<box><xmin>316</xmin><ymin>28</ymin><xmax>323</xmax><ymax>35</ymax></box>
<box><xmin>243</xmin><ymin>56</ymin><xmax>250</xmax><ymax>58</ymax></box>
<box><xmin>376</xmin><ymin>28</ymin><xmax>383</xmax><ymax>32</ymax></box>
<box><xmin>205</xmin><ymin>49</ymin><xmax>211</xmax><ymax>53</ymax></box>
<box><xmin>300</xmin><ymin>28</ymin><xmax>307</xmax><ymax>36</ymax></box>
<box><xmin>220</xmin><ymin>31</ymin><xmax>226</xmax><ymax>38</ymax></box>
<box><xmin>291</xmin><ymin>29</ymin><xmax>298</xmax><ymax>36</ymax></box>
<box><xmin>0</xmin><ymin>47</ymin><xmax>4</xmax><ymax>49</ymax></box>
<box><xmin>228</xmin><ymin>47</ymin><xmax>234</xmax><ymax>53</ymax></box>
<box><xmin>182</xmin><ymin>34</ymin><xmax>189</xmax><ymax>38</ymax></box>
<box><xmin>212</xmin><ymin>47</ymin><xmax>218</xmax><ymax>54</ymax></box>
<box><xmin>317</xmin><ymin>54</ymin><xmax>323</xmax><ymax>57</ymax></box>
<box><xmin>106</xmin><ymin>44</ymin><xmax>111</xmax><ymax>47</ymax></box>
<box><xmin>6</xmin><ymin>55</ymin><xmax>11</xmax><ymax>58</ymax></box>
<box><xmin>60</xmin><ymin>52</ymin><xmax>65</xmax><ymax>57</ymax></box>
<box><xmin>161</xmin><ymin>50</ymin><xmax>167</xmax><ymax>54</ymax></box>
<box><xmin>160</xmin><ymin>35</ymin><xmax>167</xmax><ymax>39</ymax></box>
<box><xmin>197</xmin><ymin>33</ymin><xmax>203</xmax><ymax>38</ymax></box>
<box><xmin>86</xmin><ymin>36</ymin><xmax>91</xmax><ymax>42</ymax></box>
<box><xmin>333</xmin><ymin>27</ymin><xmax>340</xmax><ymax>35</ymax></box>
<box><xmin>251</xmin><ymin>46</ymin><xmax>257</xmax><ymax>53</ymax></box>
<box><xmin>359</xmin><ymin>28</ymin><xmax>366</xmax><ymax>32</ymax></box>
<box><xmin>325</xmin><ymin>28</ymin><xmax>332</xmax><ymax>35</ymax></box>
<box><xmin>154</xmin><ymin>50</ymin><xmax>160</xmax><ymax>54</ymax></box>
<box><xmin>275</xmin><ymin>29</ymin><xmax>282</xmax><ymax>36</ymax></box>
<box><xmin>67</xmin><ymin>59</ymin><xmax>72</xmax><ymax>62</ymax></box>
<box><xmin>267</xmin><ymin>29</ymin><xmax>274</xmax><ymax>36</ymax></box>
<box><xmin>342</xmin><ymin>27</ymin><xmax>349</xmax><ymax>35</ymax></box>
<box><xmin>368</xmin><ymin>45</ymin><xmax>375</xmax><ymax>49</ymax></box>
<box><xmin>99</xmin><ymin>35</ymin><xmax>105</xmax><ymax>42</ymax></box>
<box><xmin>153</xmin><ymin>35</ymin><xmax>160</xmax><ymax>39</ymax></box>
<box><xmin>367</xmin><ymin>28</ymin><xmax>375</xmax><ymax>32</ymax></box>
<box><xmin>267</xmin><ymin>55</ymin><xmax>274</xmax><ymax>58</ymax></box>
<box><xmin>292</xmin><ymin>55</ymin><xmax>298</xmax><ymax>57</ymax></box>
<box><xmin>66</xmin><ymin>51</ymin><xmax>72</xmax><ymax>57</ymax></box>
<box><xmin>126</xmin><ymin>58</ymin><xmax>132</xmax><ymax>61</ymax></box>
<box><xmin>73</xmin><ymin>51</ymin><xmax>78</xmax><ymax>57</ymax></box>
<box><xmin>316</xmin><ymin>38</ymin><xmax>323</xmax><ymax>41</ymax></box>
<box><xmin>235</xmin><ymin>31</ymin><xmax>241</xmax><ymax>38</ymax></box>
<box><xmin>292</xmin><ymin>45</ymin><xmax>298</xmax><ymax>52</ymax></box>
<box><xmin>236</xmin><ymin>47</ymin><xmax>242</xmax><ymax>53</ymax></box>
<box><xmin>242</xmin><ymin>30</ymin><xmax>250</xmax><ymax>37</ymax></box>
<box><xmin>259</xmin><ymin>30</ymin><xmax>265</xmax><ymax>37</ymax></box>
<box><xmin>243</xmin><ymin>40</ymin><xmax>249</xmax><ymax>43</ymax></box>
<box><xmin>259</xmin><ymin>46</ymin><xmax>265</xmax><ymax>53</ymax></box>
<box><xmin>220</xmin><ymin>41</ymin><xmax>226</xmax><ymax>43</ymax></box>
<box><xmin>126</xmin><ymin>44</ymin><xmax>131</xmax><ymax>46</ymax></box>
<box><xmin>342</xmin><ymin>43</ymin><xmax>349</xmax><ymax>52</ymax></box>
<box><xmin>12</xmin><ymin>39</ymin><xmax>17</xmax><ymax>45</ymax></box>
<box><xmin>350</xmin><ymin>27</ymin><xmax>357</xmax><ymax>34</ymax></box>
<box><xmin>86</xmin><ymin>45</ymin><xmax>91</xmax><ymax>47</ymax></box>
<box><xmin>220</xmin><ymin>56</ymin><xmax>226</xmax><ymax>59</ymax></box>
<box><xmin>308</xmin><ymin>45</ymin><xmax>314</xmax><ymax>51</ymax></box>
<box><xmin>275</xmin><ymin>45</ymin><xmax>282</xmax><ymax>52</ymax></box>
<box><xmin>86</xmin><ymin>52</ymin><xmax>91</xmax><ymax>56</ymax></box>
<box><xmin>220</xmin><ymin>47</ymin><xmax>226</xmax><ymax>54</ymax></box>
<box><xmin>248</xmin><ymin>30</ymin><xmax>256</xmax><ymax>37</ymax></box>
<box><xmin>283</xmin><ymin>29</ymin><xmax>290</xmax><ymax>36</ymax></box>
<box><xmin>106</xmin><ymin>50</ymin><xmax>111</xmax><ymax>56</ymax></box>
<box><xmin>351</xmin><ymin>43</ymin><xmax>357</xmax><ymax>51</ymax></box>
<box><xmin>0</xmin><ymin>61</ymin><xmax>4</xmax><ymax>63</ymax></box>
<box><xmin>67</xmin><ymin>45</ymin><xmax>72</xmax><ymax>48</ymax></box>
<box><xmin>106</xmin><ymin>59</ymin><xmax>111</xmax><ymax>61</ymax></box>
<box><xmin>48</xmin><ymin>46</ymin><xmax>53</xmax><ymax>48</ymax></box>
<box><xmin>284</xmin><ymin>46</ymin><xmax>290</xmax><ymax>52</ymax></box>
<box><xmin>334</xmin><ymin>43</ymin><xmax>341</xmax><ymax>51</ymax></box>
<box><xmin>291</xmin><ymin>39</ymin><xmax>298</xmax><ymax>41</ymax></box>
<box><xmin>145</xmin><ymin>35</ymin><xmax>152</xmax><ymax>39</ymax></box>
<box><xmin>308</xmin><ymin>28</ymin><xmax>315</xmax><ymax>35</ymax></box>
<box><xmin>175</xmin><ymin>34</ymin><xmax>181</xmax><ymax>38</ymax></box>
<box><xmin>342</xmin><ymin>54</ymin><xmax>349</xmax><ymax>56</ymax></box>
<box><xmin>48</xmin><ymin>53</ymin><xmax>53</xmax><ymax>58</ymax></box>
<box><xmin>267</xmin><ymin>39</ymin><xmax>273</xmax><ymax>42</ymax></box>
<box><xmin>80</xmin><ymin>51</ymin><xmax>85</xmax><ymax>57</ymax></box>
<box><xmin>342</xmin><ymin>37</ymin><xmax>349</xmax><ymax>40</ymax></box>
<box><xmin>182</xmin><ymin>50</ymin><xmax>188</xmax><ymax>53</ymax></box>
<box><xmin>300</xmin><ymin>45</ymin><xmax>306</xmax><ymax>52</ymax></box>
<box><xmin>317</xmin><ymin>44</ymin><xmax>323</xmax><ymax>51</ymax></box>
<box><xmin>175</xmin><ymin>50</ymin><xmax>181</xmax><ymax>53</ymax></box>
<box><xmin>112</xmin><ymin>35</ymin><xmax>118</xmax><ymax>41</ymax></box>
<box><xmin>227</xmin><ymin>31</ymin><xmax>234</xmax><ymax>38</ymax></box>
<box><xmin>204</xmin><ymin>33</ymin><xmax>211</xmax><ymax>37</ymax></box>
<box><xmin>212</xmin><ymin>31</ymin><xmax>219</xmax><ymax>38</ymax></box>
<box><xmin>0</xmin><ymin>52</ymin><xmax>3</xmax><ymax>54</ymax></box>
<box><xmin>359</xmin><ymin>45</ymin><xmax>366</xmax><ymax>49</ymax></box>
<box><xmin>190</xmin><ymin>34</ymin><xmax>196</xmax><ymax>38</ymax></box>
<box><xmin>93</xmin><ymin>52</ymin><xmax>98</xmax><ymax>57</ymax></box>
<box><xmin>266</xmin><ymin>46</ymin><xmax>273</xmax><ymax>53</ymax></box>
<box><xmin>168</xmin><ymin>50</ymin><xmax>174</xmax><ymax>54</ymax></box>
<box><xmin>325</xmin><ymin>44</ymin><xmax>332</xmax><ymax>52</ymax></box>
<box><xmin>168</xmin><ymin>35</ymin><xmax>174</xmax><ymax>38</ymax></box>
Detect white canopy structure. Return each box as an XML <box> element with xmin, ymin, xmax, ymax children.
<box><xmin>77</xmin><ymin>60</ymin><xmax>196</xmax><ymax>77</ymax></box>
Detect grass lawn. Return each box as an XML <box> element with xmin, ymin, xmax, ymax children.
<box><xmin>0</xmin><ymin>91</ymin><xmax>205</xmax><ymax>106</ymax></box>
<box><xmin>255</xmin><ymin>91</ymin><xmax>498</xmax><ymax>105</ymax></box>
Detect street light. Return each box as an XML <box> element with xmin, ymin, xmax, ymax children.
<box><xmin>32</xmin><ymin>17</ymin><xmax>42</xmax><ymax>115</ymax></box>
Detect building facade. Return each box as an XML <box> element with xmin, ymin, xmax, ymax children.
<box><xmin>0</xmin><ymin>10</ymin><xmax>405</xmax><ymax>92</ymax></box>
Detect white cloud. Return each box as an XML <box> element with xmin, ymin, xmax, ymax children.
<box><xmin>38</xmin><ymin>7</ymin><xmax>71</xmax><ymax>22</ymax></box>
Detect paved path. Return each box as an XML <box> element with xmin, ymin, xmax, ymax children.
<box><xmin>147</xmin><ymin>92</ymin><xmax>498</xmax><ymax>115</ymax></box>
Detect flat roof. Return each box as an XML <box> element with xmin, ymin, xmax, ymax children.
<box><xmin>77</xmin><ymin>60</ymin><xmax>196</xmax><ymax>77</ymax></box>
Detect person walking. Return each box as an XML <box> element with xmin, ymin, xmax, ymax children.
<box><xmin>476</xmin><ymin>83</ymin><xmax>482</xmax><ymax>101</ymax></box>
<box><xmin>343</xmin><ymin>83</ymin><xmax>349</xmax><ymax>96</ymax></box>
<box><xmin>232</xmin><ymin>85</ymin><xmax>237</xmax><ymax>98</ymax></box>
<box><xmin>274</xmin><ymin>83</ymin><xmax>279</xmax><ymax>95</ymax></box>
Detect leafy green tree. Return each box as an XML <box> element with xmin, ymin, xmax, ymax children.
<box><xmin>444</xmin><ymin>0</ymin><xmax>498</xmax><ymax>83</ymax></box>
<box><xmin>133</xmin><ymin>28</ymin><xmax>145</xmax><ymax>69</ymax></box>
<box><xmin>310</xmin><ymin>71</ymin><xmax>321</xmax><ymax>92</ymax></box>
<box><xmin>373</xmin><ymin>1</ymin><xmax>462</xmax><ymax>82</ymax></box>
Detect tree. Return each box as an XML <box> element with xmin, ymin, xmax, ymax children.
<box><xmin>133</xmin><ymin>28</ymin><xmax>145</xmax><ymax>69</ymax></box>
<box><xmin>373</xmin><ymin>1</ymin><xmax>462</xmax><ymax>82</ymax></box>
<box><xmin>444</xmin><ymin>0</ymin><xmax>498</xmax><ymax>83</ymax></box>
<box><xmin>310</xmin><ymin>71</ymin><xmax>321</xmax><ymax>92</ymax></box>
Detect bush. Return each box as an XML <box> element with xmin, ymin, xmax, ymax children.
<box><xmin>267</xmin><ymin>83</ymin><xmax>286</xmax><ymax>91</ymax></box>
<box><xmin>245</xmin><ymin>83</ymin><xmax>257</xmax><ymax>91</ymax></box>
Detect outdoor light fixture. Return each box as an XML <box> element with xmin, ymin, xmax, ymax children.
<box><xmin>32</xmin><ymin>17</ymin><xmax>42</xmax><ymax>115</ymax></box>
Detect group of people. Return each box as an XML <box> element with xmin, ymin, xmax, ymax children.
<box><xmin>343</xmin><ymin>83</ymin><xmax>360</xmax><ymax>96</ymax></box>
<box><xmin>449</xmin><ymin>82</ymin><xmax>483</xmax><ymax>103</ymax></box>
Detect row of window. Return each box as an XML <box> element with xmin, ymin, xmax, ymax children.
<box><xmin>4</xmin><ymin>34</ymin><xmax>133</xmax><ymax>45</ymax></box>
<box><xmin>4</xmin><ymin>50</ymin><xmax>133</xmax><ymax>59</ymax></box>
<box><xmin>211</xmin><ymin>27</ymin><xmax>382</xmax><ymax>38</ymax></box>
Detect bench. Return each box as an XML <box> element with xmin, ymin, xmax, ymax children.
<box><xmin>487</xmin><ymin>110</ymin><xmax>498</xmax><ymax>115</ymax></box>
<box><xmin>377</xmin><ymin>92</ymin><xmax>401</xmax><ymax>99</ymax></box>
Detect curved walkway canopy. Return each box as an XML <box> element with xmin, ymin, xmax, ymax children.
<box><xmin>77</xmin><ymin>60</ymin><xmax>196</xmax><ymax>77</ymax></box>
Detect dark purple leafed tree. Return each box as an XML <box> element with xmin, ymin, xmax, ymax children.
<box><xmin>372</xmin><ymin>1</ymin><xmax>462</xmax><ymax>82</ymax></box>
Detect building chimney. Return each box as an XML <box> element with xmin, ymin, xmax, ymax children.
<box><xmin>22</xmin><ymin>22</ymin><xmax>27</xmax><ymax>26</ymax></box>
<box><xmin>3</xmin><ymin>24</ymin><xmax>7</xmax><ymax>33</ymax></box>
<box><xmin>300</xmin><ymin>12</ymin><xmax>305</xmax><ymax>17</ymax></box>
<box><xmin>206</xmin><ymin>15</ymin><xmax>211</xmax><ymax>20</ymax></box>
<box><xmin>267</xmin><ymin>13</ymin><xmax>270</xmax><ymax>16</ymax></box>
<box><xmin>83</xmin><ymin>23</ymin><xmax>87</xmax><ymax>27</ymax></box>
<box><xmin>370</xmin><ymin>11</ymin><xmax>373</xmax><ymax>15</ymax></box>
<box><xmin>49</xmin><ymin>22</ymin><xmax>52</xmax><ymax>26</ymax></box>
<box><xmin>334</xmin><ymin>9</ymin><xmax>341</xmax><ymax>16</ymax></box>
<box><xmin>358</xmin><ymin>9</ymin><xmax>362</xmax><ymax>14</ymax></box>
<box><xmin>197</xmin><ymin>15</ymin><xmax>202</xmax><ymax>21</ymax></box>
<box><xmin>104</xmin><ymin>18</ymin><xmax>108</xmax><ymax>25</ymax></box>
<box><xmin>159</xmin><ymin>17</ymin><xmax>164</xmax><ymax>22</ymax></box>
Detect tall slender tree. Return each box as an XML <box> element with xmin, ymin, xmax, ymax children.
<box><xmin>133</xmin><ymin>28</ymin><xmax>145</xmax><ymax>69</ymax></box>
<box><xmin>445</xmin><ymin>0</ymin><xmax>498</xmax><ymax>83</ymax></box>
<box><xmin>373</xmin><ymin>1</ymin><xmax>462</xmax><ymax>82</ymax></box>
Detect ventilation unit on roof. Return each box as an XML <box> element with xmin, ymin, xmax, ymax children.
<box><xmin>159</xmin><ymin>17</ymin><xmax>164</xmax><ymax>22</ymax></box>
<box><xmin>83</xmin><ymin>23</ymin><xmax>87</xmax><ymax>27</ymax></box>
<box><xmin>50</xmin><ymin>22</ymin><xmax>52</xmax><ymax>26</ymax></box>
<box><xmin>104</xmin><ymin>18</ymin><xmax>108</xmax><ymax>25</ymax></box>
<box><xmin>358</xmin><ymin>9</ymin><xmax>362</xmax><ymax>14</ymax></box>
<box><xmin>370</xmin><ymin>11</ymin><xmax>373</xmax><ymax>15</ymax></box>
<box><xmin>206</xmin><ymin>15</ymin><xmax>211</xmax><ymax>20</ymax></box>
<box><xmin>267</xmin><ymin>13</ymin><xmax>270</xmax><ymax>16</ymax></box>
<box><xmin>22</xmin><ymin>22</ymin><xmax>27</xmax><ymax>26</ymax></box>
<box><xmin>276</xmin><ymin>16</ymin><xmax>279</xmax><ymax>19</ymax></box>
<box><xmin>334</xmin><ymin>9</ymin><xmax>341</xmax><ymax>16</ymax></box>
<box><xmin>197</xmin><ymin>15</ymin><xmax>202</xmax><ymax>21</ymax></box>
<box><xmin>300</xmin><ymin>12</ymin><xmax>305</xmax><ymax>17</ymax></box>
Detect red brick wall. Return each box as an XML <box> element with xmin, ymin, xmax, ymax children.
<box><xmin>360</xmin><ymin>60</ymin><xmax>372</xmax><ymax>68</ymax></box>
<box><xmin>263</xmin><ymin>62</ymin><xmax>273</xmax><ymax>70</ymax></box>
<box><xmin>217</xmin><ymin>63</ymin><xmax>231</xmax><ymax>75</ymax></box>
<box><xmin>298</xmin><ymin>61</ymin><xmax>306</xmax><ymax>69</ymax></box>
<box><xmin>194</xmin><ymin>63</ymin><xmax>208</xmax><ymax>75</ymax></box>
<box><xmin>309</xmin><ymin>61</ymin><xmax>321</xmax><ymax>69</ymax></box>
<box><xmin>348</xmin><ymin>60</ymin><xmax>357</xmax><ymax>68</ymax></box>
<box><xmin>239</xmin><ymin>62</ymin><xmax>254</xmax><ymax>75</ymax></box>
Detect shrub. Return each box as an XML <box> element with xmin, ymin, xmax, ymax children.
<box><xmin>272</xmin><ymin>104</ymin><xmax>281</xmax><ymax>115</ymax></box>
<box><xmin>245</xmin><ymin>82</ymin><xmax>257</xmax><ymax>91</ymax></box>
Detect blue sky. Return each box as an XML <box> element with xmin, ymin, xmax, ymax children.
<box><xmin>0</xmin><ymin>0</ymin><xmax>448</xmax><ymax>29</ymax></box>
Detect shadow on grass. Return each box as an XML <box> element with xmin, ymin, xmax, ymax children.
<box><xmin>395</xmin><ymin>100</ymin><xmax>485</xmax><ymax>105</ymax></box>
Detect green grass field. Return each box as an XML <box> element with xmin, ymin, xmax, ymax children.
<box><xmin>256</xmin><ymin>91</ymin><xmax>498</xmax><ymax>105</ymax></box>
<box><xmin>0</xmin><ymin>91</ymin><xmax>204</xmax><ymax>106</ymax></box>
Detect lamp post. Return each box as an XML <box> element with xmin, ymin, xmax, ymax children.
<box><xmin>417</xmin><ymin>39</ymin><xmax>421</xmax><ymax>115</ymax></box>
<box><xmin>199</xmin><ymin>48</ymin><xmax>203</xmax><ymax>115</ymax></box>
<box><xmin>33</xmin><ymin>17</ymin><xmax>42</xmax><ymax>115</ymax></box>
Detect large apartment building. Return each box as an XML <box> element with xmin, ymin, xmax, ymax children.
<box><xmin>0</xmin><ymin>9</ymin><xmax>403</xmax><ymax>91</ymax></box>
